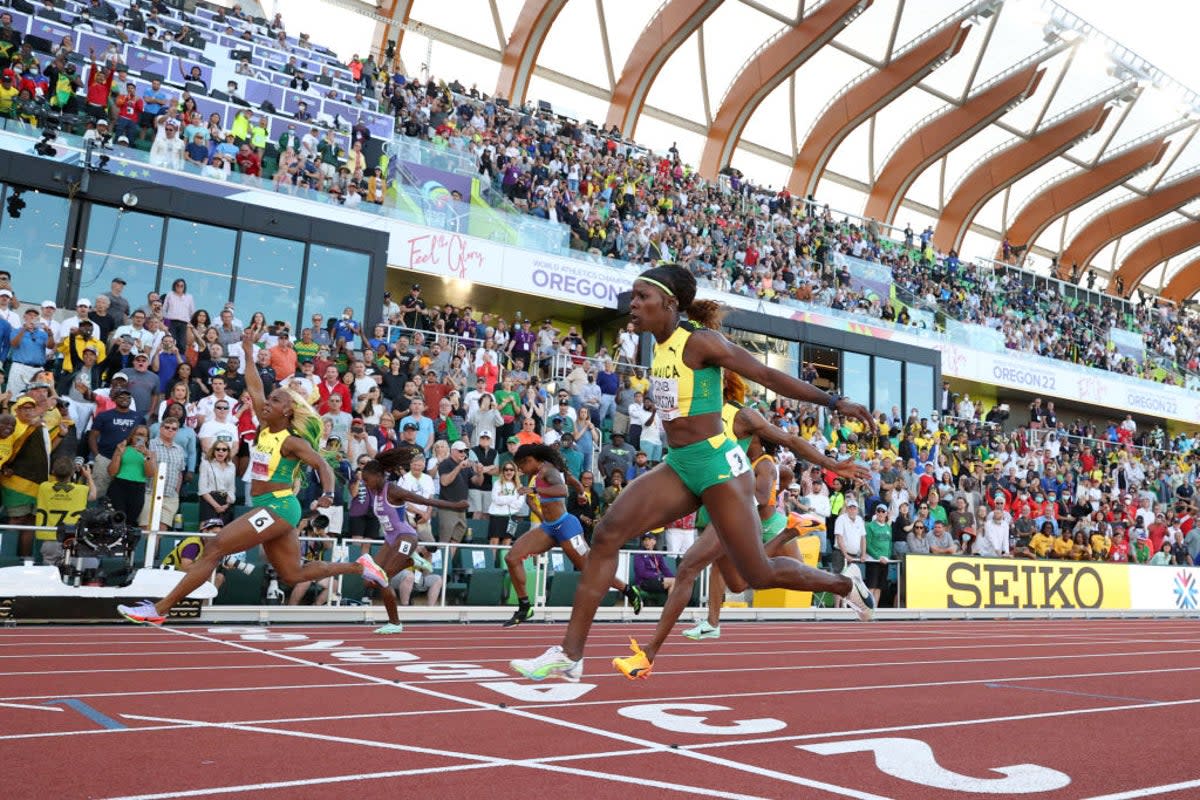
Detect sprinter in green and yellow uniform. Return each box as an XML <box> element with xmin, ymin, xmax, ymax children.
<box><xmin>620</xmin><ymin>371</ymin><xmax>875</xmax><ymax>677</ymax></box>
<box><xmin>118</xmin><ymin>326</ymin><xmax>388</xmax><ymax>625</ymax></box>
<box><xmin>512</xmin><ymin>264</ymin><xmax>879</xmax><ymax>683</ymax></box>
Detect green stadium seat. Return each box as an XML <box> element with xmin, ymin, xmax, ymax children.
<box><xmin>546</xmin><ymin>569</ymin><xmax>581</xmax><ymax>606</ymax></box>
<box><xmin>465</xmin><ymin>568</ymin><xmax>505</xmax><ymax>605</ymax></box>
<box><xmin>213</xmin><ymin>564</ymin><xmax>265</xmax><ymax>604</ymax></box>
<box><xmin>180</xmin><ymin>502</ymin><xmax>200</xmax><ymax>532</ymax></box>
<box><xmin>466</xmin><ymin>518</ymin><xmax>489</xmax><ymax>543</ymax></box>
<box><xmin>0</xmin><ymin>532</ymin><xmax>19</xmax><ymax>557</ymax></box>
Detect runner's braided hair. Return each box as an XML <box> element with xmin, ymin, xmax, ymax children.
<box><xmin>513</xmin><ymin>443</ymin><xmax>568</xmax><ymax>476</ymax></box>
<box><xmin>637</xmin><ymin>264</ymin><xmax>725</xmax><ymax>330</ymax></box>
<box><xmin>363</xmin><ymin>444</ymin><xmax>423</xmax><ymax>478</ymax></box>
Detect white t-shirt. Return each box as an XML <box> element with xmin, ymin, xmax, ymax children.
<box><xmin>198</xmin><ymin>419</ymin><xmax>238</xmax><ymax>447</ymax></box>
<box><xmin>398</xmin><ymin>471</ymin><xmax>436</xmax><ymax>518</ymax></box>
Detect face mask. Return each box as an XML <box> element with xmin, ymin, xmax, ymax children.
<box><xmin>342</xmin><ymin>313</ymin><xmax>351</xmax><ymax>320</ymax></box>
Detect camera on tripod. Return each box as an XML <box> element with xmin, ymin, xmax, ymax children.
<box><xmin>57</xmin><ymin>501</ymin><xmax>142</xmax><ymax>587</ymax></box>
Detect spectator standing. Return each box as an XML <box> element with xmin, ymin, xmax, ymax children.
<box><xmin>398</xmin><ymin>452</ymin><xmax>437</xmax><ymax>543</ymax></box>
<box><xmin>88</xmin><ymin>387</ymin><xmax>141</xmax><ymax>496</ymax></box>
<box><xmin>197</xmin><ymin>440</ymin><xmax>236</xmax><ymax>522</ymax></box>
<box><xmin>834</xmin><ymin>497</ymin><xmax>865</xmax><ymax>573</ymax></box>
<box><xmin>978</xmin><ymin>503</ymin><xmax>1012</xmax><ymax>557</ymax></box>
<box><xmin>141</xmin><ymin>417</ymin><xmax>187</xmax><ymax>530</ymax></box>
<box><xmin>160</xmin><ymin>279</ymin><xmax>194</xmax><ymax>357</ymax></box>
<box><xmin>106</xmin><ymin>423</ymin><xmax>155</xmax><ymax>524</ymax></box>
<box><xmin>8</xmin><ymin>308</ymin><xmax>51</xmax><ymax>395</ymax></box>
<box><xmin>436</xmin><ymin>441</ymin><xmax>477</xmax><ymax>544</ymax></box>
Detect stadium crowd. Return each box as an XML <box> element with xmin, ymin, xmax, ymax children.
<box><xmin>2</xmin><ymin>2</ymin><xmax>1200</xmax><ymax>612</ymax></box>
<box><xmin>2</xmin><ymin>257</ymin><xmax>1200</xmax><ymax>609</ymax></box>
<box><xmin>2</xmin><ymin>0</ymin><xmax>1197</xmax><ymax>389</ymax></box>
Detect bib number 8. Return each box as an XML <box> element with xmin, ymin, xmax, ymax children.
<box><xmin>724</xmin><ymin>448</ymin><xmax>750</xmax><ymax>476</ymax></box>
<box><xmin>398</xmin><ymin>539</ymin><xmax>414</xmax><ymax>556</ymax></box>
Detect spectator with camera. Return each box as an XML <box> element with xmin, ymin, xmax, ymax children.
<box><xmin>35</xmin><ymin>456</ymin><xmax>96</xmax><ymax>564</ymax></box>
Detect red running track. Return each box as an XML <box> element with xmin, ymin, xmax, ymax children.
<box><xmin>2</xmin><ymin>619</ymin><xmax>1199</xmax><ymax>799</ymax></box>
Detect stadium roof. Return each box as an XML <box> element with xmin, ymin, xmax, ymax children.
<box><xmin>312</xmin><ymin>0</ymin><xmax>1200</xmax><ymax>300</ymax></box>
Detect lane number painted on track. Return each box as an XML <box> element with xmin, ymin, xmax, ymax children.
<box><xmin>618</xmin><ymin>703</ymin><xmax>786</xmax><ymax>735</ymax></box>
<box><xmin>799</xmin><ymin>737</ymin><xmax>1071</xmax><ymax>794</ymax></box>
<box><xmin>395</xmin><ymin>663</ymin><xmax>506</xmax><ymax>681</ymax></box>
<box><xmin>479</xmin><ymin>682</ymin><xmax>596</xmax><ymax>703</ymax></box>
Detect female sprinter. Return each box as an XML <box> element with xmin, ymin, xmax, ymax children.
<box><xmin>359</xmin><ymin>445</ymin><xmax>469</xmax><ymax>634</ymax></box>
<box><xmin>502</xmin><ymin>444</ymin><xmax>643</xmax><ymax>628</ymax></box>
<box><xmin>511</xmin><ymin>264</ymin><xmax>876</xmax><ymax>681</ymax></box>
<box><xmin>118</xmin><ymin>327</ymin><xmax>388</xmax><ymax>624</ymax></box>
<box><xmin>616</xmin><ymin>405</ymin><xmax>871</xmax><ymax>678</ymax></box>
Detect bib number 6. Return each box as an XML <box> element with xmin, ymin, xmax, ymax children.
<box><xmin>724</xmin><ymin>447</ymin><xmax>750</xmax><ymax>477</ymax></box>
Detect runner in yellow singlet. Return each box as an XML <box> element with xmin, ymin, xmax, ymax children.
<box><xmin>512</xmin><ymin>264</ymin><xmax>877</xmax><ymax>682</ymax></box>
<box><xmin>118</xmin><ymin>326</ymin><xmax>388</xmax><ymax>625</ymax></box>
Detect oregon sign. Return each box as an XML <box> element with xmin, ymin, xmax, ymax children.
<box><xmin>906</xmin><ymin>556</ymin><xmax>1131</xmax><ymax>610</ymax></box>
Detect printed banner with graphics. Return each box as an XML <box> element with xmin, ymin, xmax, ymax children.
<box><xmin>906</xmin><ymin>555</ymin><xmax>1200</xmax><ymax>611</ymax></box>
<box><xmin>1108</xmin><ymin>327</ymin><xmax>1146</xmax><ymax>361</ymax></box>
<box><xmin>834</xmin><ymin>253</ymin><xmax>893</xmax><ymax>303</ymax></box>
<box><xmin>905</xmin><ymin>555</ymin><xmax>1130</xmax><ymax>610</ymax></box>
<box><xmin>1129</xmin><ymin>564</ymin><xmax>1200</xmax><ymax>611</ymax></box>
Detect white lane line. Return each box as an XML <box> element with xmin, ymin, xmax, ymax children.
<box><xmin>164</xmin><ymin>626</ymin><xmax>891</xmax><ymax>800</ymax></box>
<box><xmin>202</xmin><ymin>645</ymin><xmax>1200</xmax><ymax>685</ymax></box>
<box><xmin>131</xmin><ymin>662</ymin><xmax>1199</xmax><ymax>728</ymax></box>
<box><xmin>1082</xmin><ymin>778</ymin><xmax>1200</xmax><ymax>799</ymax></box>
<box><xmin>0</xmin><ymin>681</ymin><xmax>374</xmax><ymax>705</ymax></box>
<box><xmin>682</xmin><ymin>695</ymin><xmax>1200</xmax><ymax>751</ymax></box>
<box><xmin>0</xmin><ymin>700</ymin><xmax>62</xmax><ymax>712</ymax></box>
<box><xmin>110</xmin><ymin>712</ymin><xmax>771</xmax><ymax>800</ymax></box>
<box><xmin>0</xmin><ymin>649</ymin><xmax>255</xmax><ymax>659</ymax></box>
<box><xmin>0</xmin><ymin>663</ymin><xmax>315</xmax><ymax>677</ymax></box>
<box><xmin>0</xmin><ymin>724</ymin><xmax>196</xmax><ymax>741</ymax></box>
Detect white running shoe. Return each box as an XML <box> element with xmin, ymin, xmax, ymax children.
<box><xmin>374</xmin><ymin>623</ymin><xmax>405</xmax><ymax>634</ymax></box>
<box><xmin>356</xmin><ymin>553</ymin><xmax>389</xmax><ymax>588</ymax></box>
<box><xmin>117</xmin><ymin>600</ymin><xmax>166</xmax><ymax>626</ymax></box>
<box><xmin>510</xmin><ymin>645</ymin><xmax>584</xmax><ymax>682</ymax></box>
<box><xmin>682</xmin><ymin>620</ymin><xmax>721</xmax><ymax>640</ymax></box>
<box><xmin>841</xmin><ymin>564</ymin><xmax>876</xmax><ymax>621</ymax></box>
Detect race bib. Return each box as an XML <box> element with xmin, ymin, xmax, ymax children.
<box><xmin>650</xmin><ymin>376</ymin><xmax>680</xmax><ymax>420</ymax></box>
<box><xmin>248</xmin><ymin>508</ymin><xmax>274</xmax><ymax>534</ymax></box>
<box><xmin>568</xmin><ymin>534</ymin><xmax>589</xmax><ymax>555</ymax></box>
<box><xmin>725</xmin><ymin>447</ymin><xmax>750</xmax><ymax>477</ymax></box>
<box><xmin>249</xmin><ymin>448</ymin><xmax>271</xmax><ymax>480</ymax></box>
<box><xmin>398</xmin><ymin>539</ymin><xmax>413</xmax><ymax>556</ymax></box>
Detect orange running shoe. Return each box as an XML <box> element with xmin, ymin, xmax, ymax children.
<box><xmin>613</xmin><ymin>637</ymin><xmax>654</xmax><ymax>680</ymax></box>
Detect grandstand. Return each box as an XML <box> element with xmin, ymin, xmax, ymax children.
<box><xmin>0</xmin><ymin>0</ymin><xmax>1196</xmax><ymax>613</ymax></box>
<box><xmin>3</xmin><ymin>1</ymin><xmax>1200</xmax><ymax>797</ymax></box>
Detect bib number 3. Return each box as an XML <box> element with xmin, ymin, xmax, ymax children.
<box><xmin>724</xmin><ymin>447</ymin><xmax>750</xmax><ymax>477</ymax></box>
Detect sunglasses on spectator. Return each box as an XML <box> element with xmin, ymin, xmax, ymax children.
<box><xmin>215</xmin><ymin>404</ymin><xmax>229</xmax><ymax>410</ymax></box>
<box><xmin>214</xmin><ymin>447</ymin><xmax>230</xmax><ymax>452</ymax></box>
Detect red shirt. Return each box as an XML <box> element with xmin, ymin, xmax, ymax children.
<box><xmin>236</xmin><ymin>150</ymin><xmax>261</xmax><ymax>176</ymax></box>
<box><xmin>116</xmin><ymin>93</ymin><xmax>142</xmax><ymax>121</ymax></box>
<box><xmin>317</xmin><ymin>380</ymin><xmax>351</xmax><ymax>414</ymax></box>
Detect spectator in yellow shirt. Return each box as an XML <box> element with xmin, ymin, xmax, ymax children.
<box><xmin>1051</xmin><ymin>528</ymin><xmax>1075</xmax><ymax>559</ymax></box>
<box><xmin>1091</xmin><ymin>530</ymin><xmax>1111</xmax><ymax>560</ymax></box>
<box><xmin>0</xmin><ymin>78</ymin><xmax>18</xmax><ymax>116</ymax></box>
<box><xmin>35</xmin><ymin>458</ymin><xmax>97</xmax><ymax>565</ymax></box>
<box><xmin>1028</xmin><ymin>523</ymin><xmax>1055</xmax><ymax>558</ymax></box>
<box><xmin>57</xmin><ymin>320</ymin><xmax>106</xmax><ymax>374</ymax></box>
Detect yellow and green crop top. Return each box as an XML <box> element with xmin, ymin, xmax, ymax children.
<box><xmin>249</xmin><ymin>427</ymin><xmax>301</xmax><ymax>484</ymax></box>
<box><xmin>650</xmin><ymin>320</ymin><xmax>722</xmax><ymax>421</ymax></box>
<box><xmin>721</xmin><ymin>400</ymin><xmax>752</xmax><ymax>451</ymax></box>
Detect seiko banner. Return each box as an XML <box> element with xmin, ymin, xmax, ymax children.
<box><xmin>905</xmin><ymin>555</ymin><xmax>1200</xmax><ymax>611</ymax></box>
